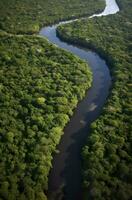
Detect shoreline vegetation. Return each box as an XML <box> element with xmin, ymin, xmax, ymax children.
<box><xmin>0</xmin><ymin>1</ymin><xmax>105</xmax><ymax>199</ymax></box>
<box><xmin>57</xmin><ymin>0</ymin><xmax>132</xmax><ymax>199</ymax></box>
<box><xmin>0</xmin><ymin>0</ymin><xmax>105</xmax><ymax>34</ymax></box>
<box><xmin>0</xmin><ymin>34</ymin><xmax>92</xmax><ymax>200</ymax></box>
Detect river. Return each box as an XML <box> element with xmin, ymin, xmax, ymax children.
<box><xmin>39</xmin><ymin>0</ymin><xmax>119</xmax><ymax>199</ymax></box>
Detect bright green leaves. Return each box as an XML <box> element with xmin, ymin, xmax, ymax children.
<box><xmin>0</xmin><ymin>34</ymin><xmax>92</xmax><ymax>199</ymax></box>
<box><xmin>36</xmin><ymin>97</ymin><xmax>46</xmax><ymax>105</ymax></box>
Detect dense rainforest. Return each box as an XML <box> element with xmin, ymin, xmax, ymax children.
<box><xmin>0</xmin><ymin>0</ymin><xmax>105</xmax><ymax>34</ymax></box>
<box><xmin>57</xmin><ymin>0</ymin><xmax>132</xmax><ymax>199</ymax></box>
<box><xmin>0</xmin><ymin>35</ymin><xmax>92</xmax><ymax>200</ymax></box>
<box><xmin>0</xmin><ymin>0</ymin><xmax>106</xmax><ymax>200</ymax></box>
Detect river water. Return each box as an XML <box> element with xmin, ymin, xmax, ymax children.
<box><xmin>39</xmin><ymin>0</ymin><xmax>119</xmax><ymax>199</ymax></box>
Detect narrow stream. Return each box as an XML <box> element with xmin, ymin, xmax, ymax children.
<box><xmin>39</xmin><ymin>0</ymin><xmax>119</xmax><ymax>199</ymax></box>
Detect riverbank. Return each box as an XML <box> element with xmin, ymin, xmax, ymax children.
<box><xmin>57</xmin><ymin>0</ymin><xmax>132</xmax><ymax>199</ymax></box>
<box><xmin>0</xmin><ymin>0</ymin><xmax>105</xmax><ymax>34</ymax></box>
<box><xmin>1</xmin><ymin>0</ymin><xmax>130</xmax><ymax>200</ymax></box>
<box><xmin>40</xmin><ymin>25</ymin><xmax>111</xmax><ymax>199</ymax></box>
<box><xmin>0</xmin><ymin>1</ymin><xmax>105</xmax><ymax>200</ymax></box>
<box><xmin>39</xmin><ymin>0</ymin><xmax>120</xmax><ymax>199</ymax></box>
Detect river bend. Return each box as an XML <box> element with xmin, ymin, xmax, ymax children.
<box><xmin>39</xmin><ymin>0</ymin><xmax>119</xmax><ymax>199</ymax></box>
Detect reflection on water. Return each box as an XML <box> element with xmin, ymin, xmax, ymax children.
<box><xmin>39</xmin><ymin>0</ymin><xmax>119</xmax><ymax>200</ymax></box>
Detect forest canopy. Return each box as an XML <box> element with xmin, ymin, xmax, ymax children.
<box><xmin>57</xmin><ymin>0</ymin><xmax>132</xmax><ymax>199</ymax></box>
<box><xmin>0</xmin><ymin>1</ymin><xmax>107</xmax><ymax>199</ymax></box>
<box><xmin>0</xmin><ymin>0</ymin><xmax>105</xmax><ymax>34</ymax></box>
<box><xmin>0</xmin><ymin>27</ymin><xmax>92</xmax><ymax>200</ymax></box>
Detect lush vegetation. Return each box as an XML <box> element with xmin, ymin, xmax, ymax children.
<box><xmin>0</xmin><ymin>1</ymin><xmax>108</xmax><ymax>199</ymax></box>
<box><xmin>0</xmin><ymin>0</ymin><xmax>105</xmax><ymax>34</ymax></box>
<box><xmin>0</xmin><ymin>34</ymin><xmax>92</xmax><ymax>200</ymax></box>
<box><xmin>57</xmin><ymin>0</ymin><xmax>132</xmax><ymax>199</ymax></box>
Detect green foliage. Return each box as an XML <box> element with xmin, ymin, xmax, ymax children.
<box><xmin>58</xmin><ymin>0</ymin><xmax>132</xmax><ymax>200</ymax></box>
<box><xmin>57</xmin><ymin>0</ymin><xmax>132</xmax><ymax>199</ymax></box>
<box><xmin>0</xmin><ymin>0</ymin><xmax>105</xmax><ymax>34</ymax></box>
<box><xmin>37</xmin><ymin>97</ymin><xmax>46</xmax><ymax>105</ymax></box>
<box><xmin>0</xmin><ymin>34</ymin><xmax>92</xmax><ymax>199</ymax></box>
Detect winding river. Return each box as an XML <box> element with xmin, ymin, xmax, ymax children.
<box><xmin>39</xmin><ymin>0</ymin><xmax>119</xmax><ymax>199</ymax></box>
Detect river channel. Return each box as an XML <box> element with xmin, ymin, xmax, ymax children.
<box><xmin>39</xmin><ymin>0</ymin><xmax>119</xmax><ymax>199</ymax></box>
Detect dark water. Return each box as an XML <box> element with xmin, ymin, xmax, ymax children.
<box><xmin>39</xmin><ymin>0</ymin><xmax>119</xmax><ymax>199</ymax></box>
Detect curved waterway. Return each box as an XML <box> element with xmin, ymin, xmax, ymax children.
<box><xmin>39</xmin><ymin>0</ymin><xmax>119</xmax><ymax>199</ymax></box>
